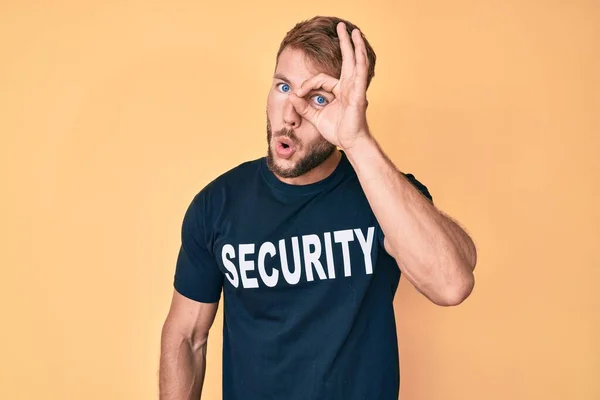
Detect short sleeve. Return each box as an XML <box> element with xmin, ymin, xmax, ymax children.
<box><xmin>377</xmin><ymin>173</ymin><xmax>434</xmax><ymax>247</ymax></box>
<box><xmin>403</xmin><ymin>173</ymin><xmax>433</xmax><ymax>203</ymax></box>
<box><xmin>173</xmin><ymin>193</ymin><xmax>224</xmax><ymax>303</ymax></box>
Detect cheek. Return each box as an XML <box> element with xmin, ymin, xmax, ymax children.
<box><xmin>297</xmin><ymin>128</ymin><xmax>326</xmax><ymax>150</ymax></box>
<box><xmin>266</xmin><ymin>92</ymin><xmax>282</xmax><ymax>120</ymax></box>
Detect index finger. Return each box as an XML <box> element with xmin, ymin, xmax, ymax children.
<box><xmin>296</xmin><ymin>72</ymin><xmax>340</xmax><ymax>97</ymax></box>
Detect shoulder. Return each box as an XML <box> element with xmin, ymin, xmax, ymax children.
<box><xmin>209</xmin><ymin>157</ymin><xmax>262</xmax><ymax>187</ymax></box>
<box><xmin>191</xmin><ymin>156</ymin><xmax>263</xmax><ymax>206</ymax></box>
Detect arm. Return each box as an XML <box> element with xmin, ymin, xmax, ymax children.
<box><xmin>289</xmin><ymin>23</ymin><xmax>476</xmax><ymax>307</ymax></box>
<box><xmin>344</xmin><ymin>134</ymin><xmax>477</xmax><ymax>306</ymax></box>
<box><xmin>159</xmin><ymin>289</ymin><xmax>219</xmax><ymax>399</ymax></box>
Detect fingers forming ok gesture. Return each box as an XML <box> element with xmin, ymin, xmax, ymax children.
<box><xmin>289</xmin><ymin>22</ymin><xmax>371</xmax><ymax>150</ymax></box>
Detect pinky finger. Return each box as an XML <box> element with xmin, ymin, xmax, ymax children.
<box><xmin>352</xmin><ymin>30</ymin><xmax>369</xmax><ymax>85</ymax></box>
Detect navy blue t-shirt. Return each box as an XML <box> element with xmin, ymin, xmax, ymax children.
<box><xmin>174</xmin><ymin>151</ymin><xmax>432</xmax><ymax>400</ymax></box>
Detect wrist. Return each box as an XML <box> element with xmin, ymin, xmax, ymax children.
<box><xmin>342</xmin><ymin>130</ymin><xmax>377</xmax><ymax>159</ymax></box>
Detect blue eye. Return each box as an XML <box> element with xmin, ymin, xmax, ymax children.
<box><xmin>312</xmin><ymin>95</ymin><xmax>328</xmax><ymax>106</ymax></box>
<box><xmin>279</xmin><ymin>83</ymin><xmax>290</xmax><ymax>92</ymax></box>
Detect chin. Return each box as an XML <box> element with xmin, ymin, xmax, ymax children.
<box><xmin>266</xmin><ymin>148</ymin><xmax>297</xmax><ymax>177</ymax></box>
<box><xmin>273</xmin><ymin>153</ymin><xmax>300</xmax><ymax>169</ymax></box>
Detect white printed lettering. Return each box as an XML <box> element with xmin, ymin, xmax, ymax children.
<box><xmin>323</xmin><ymin>231</ymin><xmax>336</xmax><ymax>279</ymax></box>
<box><xmin>354</xmin><ymin>227</ymin><xmax>375</xmax><ymax>275</ymax></box>
<box><xmin>239</xmin><ymin>244</ymin><xmax>258</xmax><ymax>289</ymax></box>
<box><xmin>334</xmin><ymin>229</ymin><xmax>354</xmax><ymax>277</ymax></box>
<box><xmin>281</xmin><ymin>238</ymin><xmax>301</xmax><ymax>285</ymax></box>
<box><xmin>302</xmin><ymin>234</ymin><xmax>327</xmax><ymax>282</ymax></box>
<box><xmin>258</xmin><ymin>241</ymin><xmax>278</xmax><ymax>287</ymax></box>
<box><xmin>222</xmin><ymin>244</ymin><xmax>239</xmax><ymax>288</ymax></box>
<box><xmin>220</xmin><ymin>227</ymin><xmax>376</xmax><ymax>289</ymax></box>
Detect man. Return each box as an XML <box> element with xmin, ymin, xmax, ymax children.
<box><xmin>159</xmin><ymin>16</ymin><xmax>477</xmax><ymax>400</ymax></box>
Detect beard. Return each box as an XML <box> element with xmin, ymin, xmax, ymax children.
<box><xmin>265</xmin><ymin>117</ymin><xmax>336</xmax><ymax>179</ymax></box>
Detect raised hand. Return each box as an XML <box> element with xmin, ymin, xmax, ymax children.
<box><xmin>288</xmin><ymin>22</ymin><xmax>371</xmax><ymax>150</ymax></box>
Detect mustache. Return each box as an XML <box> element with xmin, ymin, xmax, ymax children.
<box><xmin>272</xmin><ymin>128</ymin><xmax>300</xmax><ymax>145</ymax></box>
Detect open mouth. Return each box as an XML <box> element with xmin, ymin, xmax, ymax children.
<box><xmin>275</xmin><ymin>137</ymin><xmax>296</xmax><ymax>158</ymax></box>
<box><xmin>276</xmin><ymin>136</ymin><xmax>295</xmax><ymax>149</ymax></box>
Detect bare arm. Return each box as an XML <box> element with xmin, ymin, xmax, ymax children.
<box><xmin>345</xmin><ymin>134</ymin><xmax>477</xmax><ymax>306</ymax></box>
<box><xmin>159</xmin><ymin>289</ymin><xmax>219</xmax><ymax>399</ymax></box>
<box><xmin>287</xmin><ymin>24</ymin><xmax>476</xmax><ymax>306</ymax></box>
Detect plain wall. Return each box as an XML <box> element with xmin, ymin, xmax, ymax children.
<box><xmin>1</xmin><ymin>1</ymin><xmax>598</xmax><ymax>399</ymax></box>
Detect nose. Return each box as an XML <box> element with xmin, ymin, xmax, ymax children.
<box><xmin>282</xmin><ymin>97</ymin><xmax>301</xmax><ymax>129</ymax></box>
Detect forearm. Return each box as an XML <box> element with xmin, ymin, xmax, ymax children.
<box><xmin>344</xmin><ymin>133</ymin><xmax>476</xmax><ymax>305</ymax></box>
<box><xmin>159</xmin><ymin>329</ymin><xmax>207</xmax><ymax>400</ymax></box>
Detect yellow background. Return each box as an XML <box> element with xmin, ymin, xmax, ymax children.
<box><xmin>1</xmin><ymin>1</ymin><xmax>598</xmax><ymax>399</ymax></box>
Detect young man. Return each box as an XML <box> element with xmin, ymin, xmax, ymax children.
<box><xmin>159</xmin><ymin>16</ymin><xmax>477</xmax><ymax>400</ymax></box>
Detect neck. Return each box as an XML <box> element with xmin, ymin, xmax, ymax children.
<box><xmin>277</xmin><ymin>149</ymin><xmax>342</xmax><ymax>186</ymax></box>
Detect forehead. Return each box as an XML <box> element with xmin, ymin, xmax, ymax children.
<box><xmin>275</xmin><ymin>47</ymin><xmax>323</xmax><ymax>86</ymax></box>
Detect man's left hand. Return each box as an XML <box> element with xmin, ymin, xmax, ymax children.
<box><xmin>288</xmin><ymin>22</ymin><xmax>371</xmax><ymax>151</ymax></box>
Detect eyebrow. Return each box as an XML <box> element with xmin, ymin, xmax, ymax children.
<box><xmin>273</xmin><ymin>73</ymin><xmax>290</xmax><ymax>83</ymax></box>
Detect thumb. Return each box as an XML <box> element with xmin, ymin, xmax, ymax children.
<box><xmin>289</xmin><ymin>93</ymin><xmax>319</xmax><ymax>127</ymax></box>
